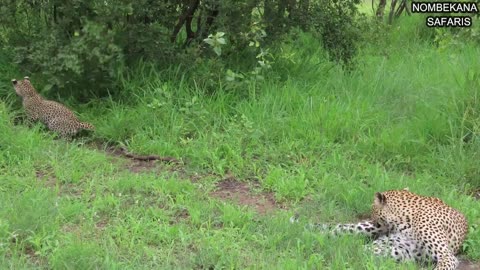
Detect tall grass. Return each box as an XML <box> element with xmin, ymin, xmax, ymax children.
<box><xmin>0</xmin><ymin>12</ymin><xmax>479</xmax><ymax>269</ymax></box>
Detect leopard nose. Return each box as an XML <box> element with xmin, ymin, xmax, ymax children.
<box><xmin>11</xmin><ymin>79</ymin><xmax>17</xmax><ymax>85</ymax></box>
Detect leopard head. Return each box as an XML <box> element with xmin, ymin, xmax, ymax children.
<box><xmin>12</xmin><ymin>76</ymin><xmax>38</xmax><ymax>98</ymax></box>
<box><xmin>371</xmin><ymin>192</ymin><xmax>390</xmax><ymax>227</ymax></box>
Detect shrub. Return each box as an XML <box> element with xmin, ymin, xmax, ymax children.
<box><xmin>0</xmin><ymin>0</ymin><xmax>364</xmax><ymax>100</ymax></box>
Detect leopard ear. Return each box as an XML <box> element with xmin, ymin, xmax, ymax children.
<box><xmin>24</xmin><ymin>76</ymin><xmax>30</xmax><ymax>80</ymax></box>
<box><xmin>374</xmin><ymin>192</ymin><xmax>387</xmax><ymax>206</ymax></box>
<box><xmin>11</xmin><ymin>79</ymin><xmax>17</xmax><ymax>85</ymax></box>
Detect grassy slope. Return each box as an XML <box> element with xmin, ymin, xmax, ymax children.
<box><xmin>1</xmin><ymin>15</ymin><xmax>479</xmax><ymax>270</ymax></box>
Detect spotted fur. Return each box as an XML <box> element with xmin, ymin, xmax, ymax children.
<box><xmin>291</xmin><ymin>190</ymin><xmax>468</xmax><ymax>270</ymax></box>
<box><xmin>12</xmin><ymin>77</ymin><xmax>94</xmax><ymax>137</ymax></box>
<box><xmin>371</xmin><ymin>190</ymin><xmax>468</xmax><ymax>270</ymax></box>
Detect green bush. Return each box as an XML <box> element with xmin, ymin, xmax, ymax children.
<box><xmin>1</xmin><ymin>0</ymin><xmax>364</xmax><ymax>100</ymax></box>
<box><xmin>310</xmin><ymin>0</ymin><xmax>362</xmax><ymax>68</ymax></box>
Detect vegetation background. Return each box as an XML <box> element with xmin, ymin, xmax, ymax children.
<box><xmin>0</xmin><ymin>0</ymin><xmax>479</xmax><ymax>269</ymax></box>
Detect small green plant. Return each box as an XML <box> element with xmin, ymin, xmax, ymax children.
<box><xmin>243</xmin><ymin>21</ymin><xmax>267</xmax><ymax>49</ymax></box>
<box><xmin>203</xmin><ymin>32</ymin><xmax>227</xmax><ymax>56</ymax></box>
<box><xmin>224</xmin><ymin>21</ymin><xmax>275</xmax><ymax>87</ymax></box>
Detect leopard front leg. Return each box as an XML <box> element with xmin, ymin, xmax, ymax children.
<box><xmin>419</xmin><ymin>229</ymin><xmax>459</xmax><ymax>270</ymax></box>
<box><xmin>24</xmin><ymin>109</ymin><xmax>40</xmax><ymax>127</ymax></box>
<box><xmin>433</xmin><ymin>250</ymin><xmax>458</xmax><ymax>270</ymax></box>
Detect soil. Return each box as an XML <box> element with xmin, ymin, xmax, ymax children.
<box><xmin>35</xmin><ymin>166</ymin><xmax>56</xmax><ymax>187</ymax></box>
<box><xmin>457</xmin><ymin>259</ymin><xmax>480</xmax><ymax>270</ymax></box>
<box><xmin>471</xmin><ymin>189</ymin><xmax>480</xmax><ymax>201</ymax></box>
<box><xmin>210</xmin><ymin>178</ymin><xmax>282</xmax><ymax>215</ymax></box>
<box><xmin>92</xmin><ymin>142</ymin><xmax>284</xmax><ymax>215</ymax></box>
<box><xmin>101</xmin><ymin>145</ymin><xmax>181</xmax><ymax>173</ymax></box>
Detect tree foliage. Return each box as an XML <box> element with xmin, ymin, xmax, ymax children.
<box><xmin>0</xmin><ymin>0</ymin><xmax>362</xmax><ymax>99</ymax></box>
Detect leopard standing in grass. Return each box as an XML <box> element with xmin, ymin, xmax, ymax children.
<box><xmin>12</xmin><ymin>76</ymin><xmax>94</xmax><ymax>137</ymax></box>
<box><xmin>291</xmin><ymin>189</ymin><xmax>468</xmax><ymax>270</ymax></box>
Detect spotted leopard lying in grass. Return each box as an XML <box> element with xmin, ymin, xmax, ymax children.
<box><xmin>291</xmin><ymin>189</ymin><xmax>468</xmax><ymax>270</ymax></box>
<box><xmin>12</xmin><ymin>76</ymin><xmax>94</xmax><ymax>138</ymax></box>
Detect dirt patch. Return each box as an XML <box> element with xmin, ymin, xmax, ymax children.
<box><xmin>89</xmin><ymin>141</ymin><xmax>285</xmax><ymax>215</ymax></box>
<box><xmin>457</xmin><ymin>259</ymin><xmax>480</xmax><ymax>270</ymax></box>
<box><xmin>102</xmin><ymin>144</ymin><xmax>178</xmax><ymax>162</ymax></box>
<box><xmin>470</xmin><ymin>188</ymin><xmax>480</xmax><ymax>201</ymax></box>
<box><xmin>23</xmin><ymin>244</ymin><xmax>45</xmax><ymax>266</ymax></box>
<box><xmin>125</xmin><ymin>158</ymin><xmax>161</xmax><ymax>173</ymax></box>
<box><xmin>95</xmin><ymin>143</ymin><xmax>182</xmax><ymax>174</ymax></box>
<box><xmin>211</xmin><ymin>178</ymin><xmax>281</xmax><ymax>215</ymax></box>
<box><xmin>35</xmin><ymin>169</ymin><xmax>87</xmax><ymax>198</ymax></box>
<box><xmin>95</xmin><ymin>219</ymin><xmax>109</xmax><ymax>230</ymax></box>
<box><xmin>35</xmin><ymin>166</ymin><xmax>57</xmax><ymax>187</ymax></box>
<box><xmin>169</xmin><ymin>208</ymin><xmax>190</xmax><ymax>225</ymax></box>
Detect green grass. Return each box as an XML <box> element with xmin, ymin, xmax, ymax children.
<box><xmin>1</xmin><ymin>14</ymin><xmax>479</xmax><ymax>269</ymax></box>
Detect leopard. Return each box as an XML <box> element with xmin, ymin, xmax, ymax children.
<box><xmin>290</xmin><ymin>189</ymin><xmax>469</xmax><ymax>270</ymax></box>
<box><xmin>12</xmin><ymin>76</ymin><xmax>94</xmax><ymax>138</ymax></box>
